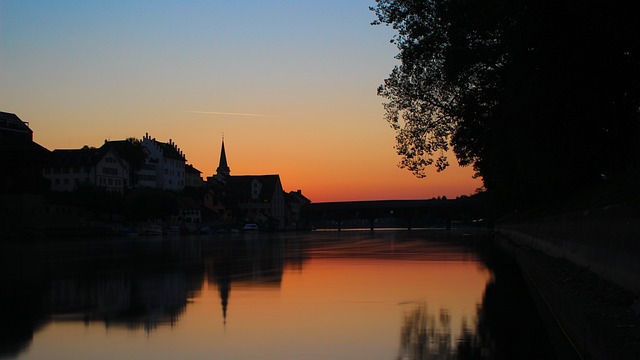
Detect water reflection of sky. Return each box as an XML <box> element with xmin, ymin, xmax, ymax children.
<box><xmin>5</xmin><ymin>231</ymin><xmax>495</xmax><ymax>360</ymax></box>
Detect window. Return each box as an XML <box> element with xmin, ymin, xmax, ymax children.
<box><xmin>251</xmin><ymin>180</ymin><xmax>261</xmax><ymax>199</ymax></box>
<box><xmin>64</xmin><ymin>179</ymin><xmax>69</xmax><ymax>185</ymax></box>
<box><xmin>102</xmin><ymin>167</ymin><xmax>118</xmax><ymax>175</ymax></box>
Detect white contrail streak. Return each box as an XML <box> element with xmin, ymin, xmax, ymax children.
<box><xmin>187</xmin><ymin>110</ymin><xmax>271</xmax><ymax>117</ymax></box>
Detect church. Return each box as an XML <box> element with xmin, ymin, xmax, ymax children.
<box><xmin>205</xmin><ymin>139</ymin><xmax>309</xmax><ymax>230</ymax></box>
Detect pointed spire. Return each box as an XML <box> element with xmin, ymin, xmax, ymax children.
<box><xmin>216</xmin><ymin>134</ymin><xmax>230</xmax><ymax>178</ymax></box>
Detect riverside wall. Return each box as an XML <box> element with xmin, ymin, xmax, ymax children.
<box><xmin>495</xmin><ymin>202</ymin><xmax>640</xmax><ymax>359</ymax></box>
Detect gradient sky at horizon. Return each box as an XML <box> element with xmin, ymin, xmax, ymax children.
<box><xmin>0</xmin><ymin>0</ymin><xmax>482</xmax><ymax>202</ymax></box>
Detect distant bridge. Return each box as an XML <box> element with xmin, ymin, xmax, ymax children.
<box><xmin>302</xmin><ymin>196</ymin><xmax>490</xmax><ymax>230</ymax></box>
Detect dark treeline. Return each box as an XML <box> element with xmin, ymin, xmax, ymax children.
<box><xmin>46</xmin><ymin>185</ymin><xmax>207</xmax><ymax>221</ymax></box>
<box><xmin>372</xmin><ymin>0</ymin><xmax>640</xmax><ymax>212</ymax></box>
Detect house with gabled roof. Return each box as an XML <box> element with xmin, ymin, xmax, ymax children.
<box><xmin>43</xmin><ymin>146</ymin><xmax>129</xmax><ymax>193</ymax></box>
<box><xmin>185</xmin><ymin>164</ymin><xmax>205</xmax><ymax>188</ymax></box>
<box><xmin>206</xmin><ymin>139</ymin><xmax>307</xmax><ymax>230</ymax></box>
<box><xmin>285</xmin><ymin>190</ymin><xmax>311</xmax><ymax>230</ymax></box>
<box><xmin>226</xmin><ymin>174</ymin><xmax>286</xmax><ymax>229</ymax></box>
<box><xmin>100</xmin><ymin>139</ymin><xmax>145</xmax><ymax>188</ymax></box>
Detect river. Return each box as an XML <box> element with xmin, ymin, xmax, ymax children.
<box><xmin>0</xmin><ymin>229</ymin><xmax>556</xmax><ymax>359</ymax></box>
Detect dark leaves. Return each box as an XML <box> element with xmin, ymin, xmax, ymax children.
<box><xmin>372</xmin><ymin>0</ymin><xmax>640</xmax><ymax>209</ymax></box>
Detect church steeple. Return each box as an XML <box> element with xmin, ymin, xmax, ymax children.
<box><xmin>216</xmin><ymin>136</ymin><xmax>230</xmax><ymax>179</ymax></box>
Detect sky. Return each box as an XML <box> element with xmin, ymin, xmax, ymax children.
<box><xmin>0</xmin><ymin>0</ymin><xmax>482</xmax><ymax>202</ymax></box>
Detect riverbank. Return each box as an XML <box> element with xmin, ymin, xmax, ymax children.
<box><xmin>495</xmin><ymin>202</ymin><xmax>640</xmax><ymax>359</ymax></box>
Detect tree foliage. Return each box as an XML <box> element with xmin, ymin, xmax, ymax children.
<box><xmin>372</xmin><ymin>0</ymin><xmax>640</xmax><ymax>208</ymax></box>
<box><xmin>124</xmin><ymin>137</ymin><xmax>145</xmax><ymax>172</ymax></box>
<box><xmin>124</xmin><ymin>188</ymin><xmax>179</xmax><ymax>221</ymax></box>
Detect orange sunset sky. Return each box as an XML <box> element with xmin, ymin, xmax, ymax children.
<box><xmin>0</xmin><ymin>1</ymin><xmax>482</xmax><ymax>202</ymax></box>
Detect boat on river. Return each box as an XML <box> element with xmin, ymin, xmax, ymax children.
<box><xmin>142</xmin><ymin>224</ymin><xmax>163</xmax><ymax>235</ymax></box>
<box><xmin>242</xmin><ymin>223</ymin><xmax>259</xmax><ymax>231</ymax></box>
<box><xmin>118</xmin><ymin>227</ymin><xmax>139</xmax><ymax>236</ymax></box>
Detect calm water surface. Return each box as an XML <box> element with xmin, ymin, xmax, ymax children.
<box><xmin>0</xmin><ymin>230</ymin><xmax>556</xmax><ymax>359</ymax></box>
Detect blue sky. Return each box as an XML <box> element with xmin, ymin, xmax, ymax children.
<box><xmin>0</xmin><ymin>0</ymin><xmax>481</xmax><ymax>201</ymax></box>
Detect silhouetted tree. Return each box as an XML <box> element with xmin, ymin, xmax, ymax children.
<box><xmin>372</xmin><ymin>0</ymin><xmax>640</xmax><ymax>210</ymax></box>
<box><xmin>124</xmin><ymin>188</ymin><xmax>179</xmax><ymax>221</ymax></box>
<box><xmin>124</xmin><ymin>137</ymin><xmax>145</xmax><ymax>170</ymax></box>
<box><xmin>75</xmin><ymin>183</ymin><xmax>124</xmax><ymax>216</ymax></box>
<box><xmin>107</xmin><ymin>137</ymin><xmax>145</xmax><ymax>187</ymax></box>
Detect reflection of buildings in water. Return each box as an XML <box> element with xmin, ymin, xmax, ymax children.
<box><xmin>0</xmin><ymin>273</ymin><xmax>47</xmax><ymax>359</ymax></box>
<box><xmin>0</xmin><ymin>234</ymin><xmax>309</xmax><ymax>357</ymax></box>
<box><xmin>206</xmin><ymin>237</ymin><xmax>295</xmax><ymax>324</ymax></box>
<box><xmin>42</xmin><ymin>238</ymin><xmax>206</xmax><ymax>331</ymax></box>
<box><xmin>46</xmin><ymin>271</ymin><xmax>201</xmax><ymax>331</ymax></box>
<box><xmin>0</xmin><ymin>237</ymin><xmax>206</xmax><ymax>359</ymax></box>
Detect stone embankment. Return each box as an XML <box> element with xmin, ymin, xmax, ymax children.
<box><xmin>496</xmin><ymin>202</ymin><xmax>640</xmax><ymax>359</ymax></box>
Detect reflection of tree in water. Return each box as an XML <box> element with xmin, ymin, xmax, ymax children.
<box><xmin>397</xmin><ymin>243</ymin><xmax>560</xmax><ymax>360</ymax></box>
<box><xmin>397</xmin><ymin>302</ymin><xmax>502</xmax><ymax>360</ymax></box>
<box><xmin>397</xmin><ymin>303</ymin><xmax>459</xmax><ymax>360</ymax></box>
<box><xmin>397</xmin><ymin>280</ymin><xmax>559</xmax><ymax>359</ymax></box>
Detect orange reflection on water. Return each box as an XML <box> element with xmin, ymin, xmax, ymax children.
<box><xmin>280</xmin><ymin>258</ymin><xmax>491</xmax><ymax>347</ymax></box>
<box><xmin>194</xmin><ymin>255</ymin><xmax>491</xmax><ymax>359</ymax></box>
<box><xmin>18</xmin><ymin>234</ymin><xmax>493</xmax><ymax>360</ymax></box>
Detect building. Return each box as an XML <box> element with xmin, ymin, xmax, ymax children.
<box><xmin>206</xmin><ymin>139</ymin><xmax>307</xmax><ymax>230</ymax></box>
<box><xmin>185</xmin><ymin>164</ymin><xmax>205</xmax><ymax>188</ymax></box>
<box><xmin>140</xmin><ymin>133</ymin><xmax>186</xmax><ymax>191</ymax></box>
<box><xmin>43</xmin><ymin>134</ymin><xmax>191</xmax><ymax>193</ymax></box>
<box><xmin>203</xmin><ymin>187</ymin><xmax>233</xmax><ymax>225</ymax></box>
<box><xmin>285</xmin><ymin>190</ymin><xmax>311</xmax><ymax>230</ymax></box>
<box><xmin>172</xmin><ymin>196</ymin><xmax>203</xmax><ymax>233</ymax></box>
<box><xmin>43</xmin><ymin>147</ymin><xmax>130</xmax><ymax>193</ymax></box>
<box><xmin>0</xmin><ymin>111</ymin><xmax>50</xmax><ymax>193</ymax></box>
<box><xmin>100</xmin><ymin>139</ymin><xmax>145</xmax><ymax>189</ymax></box>
<box><xmin>216</xmin><ymin>139</ymin><xmax>231</xmax><ymax>180</ymax></box>
<box><xmin>227</xmin><ymin>175</ymin><xmax>286</xmax><ymax>229</ymax></box>
<box><xmin>1</xmin><ymin>112</ymin><xmax>50</xmax><ymax>239</ymax></box>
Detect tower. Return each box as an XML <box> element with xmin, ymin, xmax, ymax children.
<box><xmin>216</xmin><ymin>137</ymin><xmax>230</xmax><ymax>179</ymax></box>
